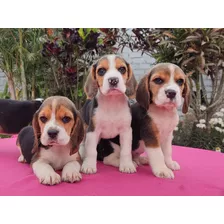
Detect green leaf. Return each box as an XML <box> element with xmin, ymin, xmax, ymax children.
<box><xmin>98</xmin><ymin>38</ymin><xmax>104</xmax><ymax>45</ymax></box>
<box><xmin>78</xmin><ymin>88</ymin><xmax>83</xmax><ymax>97</ymax></box>
<box><xmin>78</xmin><ymin>28</ymin><xmax>85</xmax><ymax>40</ymax></box>
<box><xmin>85</xmin><ymin>28</ymin><xmax>92</xmax><ymax>34</ymax></box>
<box><xmin>91</xmin><ymin>28</ymin><xmax>98</xmax><ymax>32</ymax></box>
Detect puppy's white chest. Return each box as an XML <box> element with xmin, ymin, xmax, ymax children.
<box><xmin>39</xmin><ymin>146</ymin><xmax>74</xmax><ymax>170</ymax></box>
<box><xmin>149</xmin><ymin>109</ymin><xmax>179</xmax><ymax>142</ymax></box>
<box><xmin>95</xmin><ymin>106</ymin><xmax>131</xmax><ymax>139</ymax></box>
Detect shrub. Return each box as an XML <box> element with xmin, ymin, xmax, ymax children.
<box><xmin>118</xmin><ymin>28</ymin><xmax>224</xmax><ymax>150</ymax></box>
<box><xmin>0</xmin><ymin>28</ymin><xmax>120</xmax><ymax>107</ymax></box>
<box><xmin>173</xmin><ymin>107</ymin><xmax>224</xmax><ymax>151</ymax></box>
<box><xmin>121</xmin><ymin>28</ymin><xmax>224</xmax><ymax>124</ymax></box>
<box><xmin>39</xmin><ymin>28</ymin><xmax>118</xmax><ymax>108</ymax></box>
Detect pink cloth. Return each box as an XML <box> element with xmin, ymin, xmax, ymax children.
<box><xmin>0</xmin><ymin>137</ymin><xmax>224</xmax><ymax>196</ymax></box>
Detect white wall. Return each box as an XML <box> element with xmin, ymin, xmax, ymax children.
<box><xmin>0</xmin><ymin>49</ymin><xmax>214</xmax><ymax>101</ymax></box>
<box><xmin>0</xmin><ymin>71</ymin><xmax>6</xmax><ymax>92</ymax></box>
<box><xmin>0</xmin><ymin>48</ymin><xmax>156</xmax><ymax>94</ymax></box>
<box><xmin>118</xmin><ymin>47</ymin><xmax>156</xmax><ymax>81</ymax></box>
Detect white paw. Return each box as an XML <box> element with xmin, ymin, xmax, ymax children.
<box><xmin>62</xmin><ymin>170</ymin><xmax>82</xmax><ymax>183</ymax></box>
<box><xmin>39</xmin><ymin>172</ymin><xmax>61</xmax><ymax>185</ymax></box>
<box><xmin>119</xmin><ymin>161</ymin><xmax>137</xmax><ymax>173</ymax></box>
<box><xmin>81</xmin><ymin>160</ymin><xmax>97</xmax><ymax>174</ymax></box>
<box><xmin>166</xmin><ymin>160</ymin><xmax>180</xmax><ymax>171</ymax></box>
<box><xmin>133</xmin><ymin>156</ymin><xmax>149</xmax><ymax>166</ymax></box>
<box><xmin>18</xmin><ymin>155</ymin><xmax>26</xmax><ymax>163</ymax></box>
<box><xmin>152</xmin><ymin>165</ymin><xmax>174</xmax><ymax>179</ymax></box>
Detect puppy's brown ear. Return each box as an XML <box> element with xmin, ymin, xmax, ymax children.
<box><xmin>84</xmin><ymin>64</ymin><xmax>98</xmax><ymax>99</ymax></box>
<box><xmin>32</xmin><ymin>111</ymin><xmax>40</xmax><ymax>154</ymax></box>
<box><xmin>70</xmin><ymin>111</ymin><xmax>84</xmax><ymax>155</ymax></box>
<box><xmin>125</xmin><ymin>63</ymin><xmax>137</xmax><ymax>99</ymax></box>
<box><xmin>182</xmin><ymin>78</ymin><xmax>190</xmax><ymax>114</ymax></box>
<box><xmin>136</xmin><ymin>75</ymin><xmax>151</xmax><ymax>110</ymax></box>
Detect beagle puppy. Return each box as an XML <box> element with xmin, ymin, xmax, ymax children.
<box><xmin>98</xmin><ymin>63</ymin><xmax>190</xmax><ymax>179</ymax></box>
<box><xmin>79</xmin><ymin>54</ymin><xmax>137</xmax><ymax>174</ymax></box>
<box><xmin>0</xmin><ymin>99</ymin><xmax>43</xmax><ymax>134</ymax></box>
<box><xmin>16</xmin><ymin>96</ymin><xmax>84</xmax><ymax>185</ymax></box>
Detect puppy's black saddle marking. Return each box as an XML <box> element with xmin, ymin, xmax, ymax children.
<box><xmin>17</xmin><ymin>126</ymin><xmax>51</xmax><ymax>164</ymax></box>
<box><xmin>0</xmin><ymin>99</ymin><xmax>42</xmax><ymax>134</ymax></box>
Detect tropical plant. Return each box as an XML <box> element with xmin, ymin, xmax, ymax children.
<box><xmin>41</xmin><ymin>28</ymin><xmax>118</xmax><ymax>108</ymax></box>
<box><xmin>21</xmin><ymin>28</ymin><xmax>47</xmax><ymax>99</ymax></box>
<box><xmin>118</xmin><ymin>28</ymin><xmax>224</xmax><ymax>128</ymax></box>
<box><xmin>113</xmin><ymin>28</ymin><xmax>224</xmax><ymax>151</ymax></box>
<box><xmin>0</xmin><ymin>28</ymin><xmax>43</xmax><ymax>100</ymax></box>
<box><xmin>0</xmin><ymin>29</ymin><xmax>18</xmax><ymax>99</ymax></box>
<box><xmin>0</xmin><ymin>82</ymin><xmax>10</xmax><ymax>99</ymax></box>
<box><xmin>0</xmin><ymin>28</ymin><xmax>121</xmax><ymax>103</ymax></box>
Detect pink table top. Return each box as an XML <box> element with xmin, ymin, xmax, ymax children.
<box><xmin>0</xmin><ymin>137</ymin><xmax>224</xmax><ymax>196</ymax></box>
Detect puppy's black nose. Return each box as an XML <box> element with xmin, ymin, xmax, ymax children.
<box><xmin>48</xmin><ymin>129</ymin><xmax>59</xmax><ymax>139</ymax></box>
<box><xmin>165</xmin><ymin>89</ymin><xmax>176</xmax><ymax>99</ymax></box>
<box><xmin>108</xmin><ymin>77</ymin><xmax>119</xmax><ymax>87</ymax></box>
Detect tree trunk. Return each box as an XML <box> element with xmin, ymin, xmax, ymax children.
<box><xmin>18</xmin><ymin>28</ymin><xmax>27</xmax><ymax>100</ymax></box>
<box><xmin>31</xmin><ymin>73</ymin><xmax>35</xmax><ymax>99</ymax></box>
<box><xmin>193</xmin><ymin>76</ymin><xmax>201</xmax><ymax>121</ymax></box>
<box><xmin>7</xmin><ymin>74</ymin><xmax>16</xmax><ymax>100</ymax></box>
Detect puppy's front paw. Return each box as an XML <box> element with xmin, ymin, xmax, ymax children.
<box><xmin>81</xmin><ymin>160</ymin><xmax>97</xmax><ymax>174</ymax></box>
<box><xmin>166</xmin><ymin>160</ymin><xmax>180</xmax><ymax>171</ymax></box>
<box><xmin>119</xmin><ymin>161</ymin><xmax>136</xmax><ymax>173</ymax></box>
<box><xmin>39</xmin><ymin>172</ymin><xmax>61</xmax><ymax>185</ymax></box>
<box><xmin>18</xmin><ymin>155</ymin><xmax>26</xmax><ymax>163</ymax></box>
<box><xmin>62</xmin><ymin>170</ymin><xmax>82</xmax><ymax>183</ymax></box>
<box><xmin>152</xmin><ymin>165</ymin><xmax>174</xmax><ymax>179</ymax></box>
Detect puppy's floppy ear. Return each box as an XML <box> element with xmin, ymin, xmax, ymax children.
<box><xmin>84</xmin><ymin>63</ymin><xmax>98</xmax><ymax>99</ymax></box>
<box><xmin>32</xmin><ymin>111</ymin><xmax>41</xmax><ymax>154</ymax></box>
<box><xmin>182</xmin><ymin>77</ymin><xmax>190</xmax><ymax>114</ymax></box>
<box><xmin>126</xmin><ymin>62</ymin><xmax>133</xmax><ymax>82</ymax></box>
<box><xmin>136</xmin><ymin>75</ymin><xmax>151</xmax><ymax>110</ymax></box>
<box><xmin>70</xmin><ymin>111</ymin><xmax>84</xmax><ymax>155</ymax></box>
<box><xmin>125</xmin><ymin>63</ymin><xmax>137</xmax><ymax>99</ymax></box>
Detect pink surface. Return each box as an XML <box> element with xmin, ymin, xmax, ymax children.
<box><xmin>0</xmin><ymin>137</ymin><xmax>224</xmax><ymax>196</ymax></box>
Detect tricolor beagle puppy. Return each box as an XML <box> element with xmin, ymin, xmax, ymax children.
<box><xmin>98</xmin><ymin>63</ymin><xmax>190</xmax><ymax>179</ymax></box>
<box><xmin>79</xmin><ymin>54</ymin><xmax>137</xmax><ymax>174</ymax></box>
<box><xmin>16</xmin><ymin>96</ymin><xmax>84</xmax><ymax>185</ymax></box>
<box><xmin>0</xmin><ymin>99</ymin><xmax>43</xmax><ymax>134</ymax></box>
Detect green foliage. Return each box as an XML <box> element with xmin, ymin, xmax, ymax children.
<box><xmin>125</xmin><ymin>29</ymin><xmax>224</xmax><ymax>119</ymax></box>
<box><xmin>0</xmin><ymin>28</ymin><xmax>118</xmax><ymax>107</ymax></box>
<box><xmin>0</xmin><ymin>82</ymin><xmax>10</xmax><ymax>99</ymax></box>
<box><xmin>173</xmin><ymin>120</ymin><xmax>224</xmax><ymax>152</ymax></box>
<box><xmin>128</xmin><ymin>28</ymin><xmax>224</xmax><ymax>73</ymax></box>
<box><xmin>0</xmin><ymin>134</ymin><xmax>11</xmax><ymax>139</ymax></box>
<box><xmin>40</xmin><ymin>28</ymin><xmax>117</xmax><ymax>108</ymax></box>
<box><xmin>118</xmin><ymin>28</ymin><xmax>224</xmax><ymax>151</ymax></box>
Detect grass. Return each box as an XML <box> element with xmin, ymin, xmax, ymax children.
<box><xmin>0</xmin><ymin>134</ymin><xmax>11</xmax><ymax>139</ymax></box>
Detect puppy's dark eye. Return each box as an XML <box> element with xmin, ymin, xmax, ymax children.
<box><xmin>97</xmin><ymin>68</ymin><xmax>106</xmax><ymax>76</ymax></box>
<box><xmin>176</xmin><ymin>79</ymin><xmax>184</xmax><ymax>86</ymax></box>
<box><xmin>153</xmin><ymin>78</ymin><xmax>164</xmax><ymax>85</ymax></box>
<box><xmin>118</xmin><ymin>66</ymin><xmax>126</xmax><ymax>74</ymax></box>
<box><xmin>62</xmin><ymin>116</ymin><xmax>71</xmax><ymax>123</ymax></box>
<box><xmin>40</xmin><ymin>116</ymin><xmax>48</xmax><ymax>123</ymax></box>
